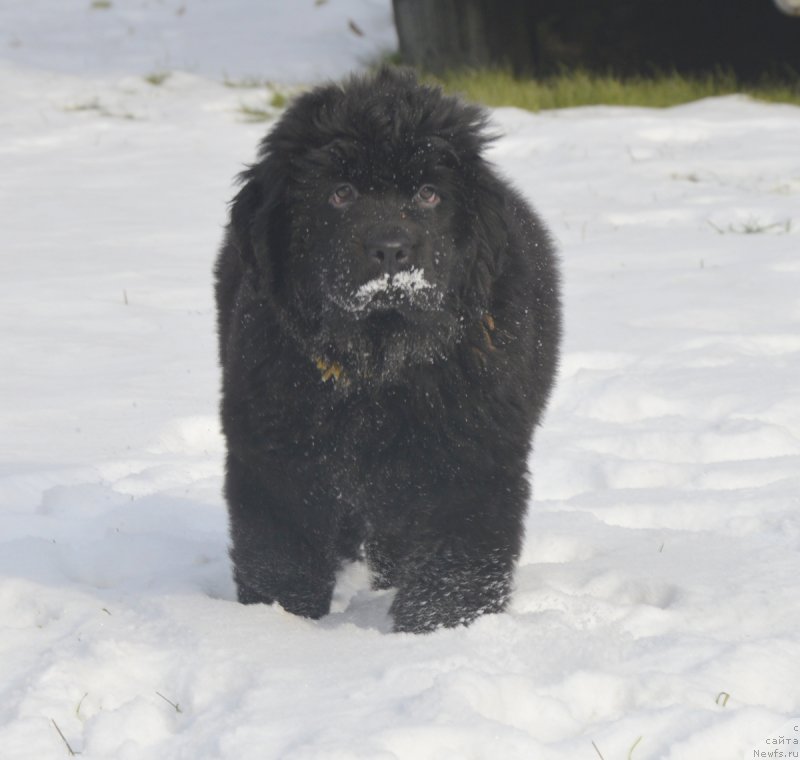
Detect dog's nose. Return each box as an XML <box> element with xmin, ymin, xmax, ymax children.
<box><xmin>366</xmin><ymin>234</ymin><xmax>414</xmax><ymax>276</ymax></box>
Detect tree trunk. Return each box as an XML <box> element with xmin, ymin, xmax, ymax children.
<box><xmin>392</xmin><ymin>0</ymin><xmax>800</xmax><ymax>82</ymax></box>
<box><xmin>392</xmin><ymin>0</ymin><xmax>538</xmax><ymax>75</ymax></box>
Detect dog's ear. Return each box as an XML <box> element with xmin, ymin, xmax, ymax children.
<box><xmin>459</xmin><ymin>163</ymin><xmax>511</xmax><ymax>309</ymax></box>
<box><xmin>228</xmin><ymin>159</ymin><xmax>287</xmax><ymax>293</ymax></box>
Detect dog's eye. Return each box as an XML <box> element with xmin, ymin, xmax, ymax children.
<box><xmin>330</xmin><ymin>183</ymin><xmax>357</xmax><ymax>207</ymax></box>
<box><xmin>415</xmin><ymin>185</ymin><xmax>440</xmax><ymax>207</ymax></box>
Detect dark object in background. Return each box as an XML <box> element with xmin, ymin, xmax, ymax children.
<box><xmin>393</xmin><ymin>0</ymin><xmax>537</xmax><ymax>77</ymax></box>
<box><xmin>393</xmin><ymin>0</ymin><xmax>800</xmax><ymax>81</ymax></box>
<box><xmin>214</xmin><ymin>68</ymin><xmax>561</xmax><ymax>633</ymax></box>
<box><xmin>774</xmin><ymin>0</ymin><xmax>800</xmax><ymax>17</ymax></box>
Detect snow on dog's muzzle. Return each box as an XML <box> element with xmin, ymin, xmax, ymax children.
<box><xmin>339</xmin><ymin>268</ymin><xmax>443</xmax><ymax>313</ymax></box>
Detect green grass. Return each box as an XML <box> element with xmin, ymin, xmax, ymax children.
<box><xmin>237</xmin><ymin>88</ymin><xmax>296</xmax><ymax>121</ymax></box>
<box><xmin>63</xmin><ymin>98</ymin><xmax>139</xmax><ymax>120</ymax></box>
<box><xmin>239</xmin><ymin>103</ymin><xmax>273</xmax><ymax>122</ymax></box>
<box><xmin>224</xmin><ymin>76</ymin><xmax>271</xmax><ymax>89</ymax></box>
<box><xmin>144</xmin><ymin>71</ymin><xmax>170</xmax><ymax>86</ymax></box>
<box><xmin>428</xmin><ymin>69</ymin><xmax>800</xmax><ymax>111</ymax></box>
<box><xmin>269</xmin><ymin>91</ymin><xmax>288</xmax><ymax>109</ymax></box>
<box><xmin>239</xmin><ymin>67</ymin><xmax>800</xmax><ymax>122</ymax></box>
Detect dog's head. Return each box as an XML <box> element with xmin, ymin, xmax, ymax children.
<box><xmin>229</xmin><ymin>68</ymin><xmax>506</xmax><ymax>385</ymax></box>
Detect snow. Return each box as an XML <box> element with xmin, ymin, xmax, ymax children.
<box><xmin>0</xmin><ymin>0</ymin><xmax>397</xmax><ymax>82</ymax></box>
<box><xmin>2</xmin><ymin>3</ymin><xmax>800</xmax><ymax>759</ymax></box>
<box><xmin>343</xmin><ymin>269</ymin><xmax>437</xmax><ymax>312</ymax></box>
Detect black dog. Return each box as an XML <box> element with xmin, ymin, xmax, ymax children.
<box><xmin>215</xmin><ymin>68</ymin><xmax>561</xmax><ymax>633</ymax></box>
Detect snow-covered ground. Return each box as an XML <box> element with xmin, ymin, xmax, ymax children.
<box><xmin>0</xmin><ymin>0</ymin><xmax>396</xmax><ymax>82</ymax></box>
<box><xmin>2</xmin><ymin>3</ymin><xmax>800</xmax><ymax>759</ymax></box>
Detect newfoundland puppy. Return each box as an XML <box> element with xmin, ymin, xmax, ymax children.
<box><xmin>215</xmin><ymin>68</ymin><xmax>561</xmax><ymax>633</ymax></box>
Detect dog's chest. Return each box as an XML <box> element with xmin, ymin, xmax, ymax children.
<box><xmin>304</xmin><ymin>385</ymin><xmax>447</xmax><ymax>499</ymax></box>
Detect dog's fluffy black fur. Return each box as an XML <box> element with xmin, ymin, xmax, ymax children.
<box><xmin>215</xmin><ymin>68</ymin><xmax>561</xmax><ymax>633</ymax></box>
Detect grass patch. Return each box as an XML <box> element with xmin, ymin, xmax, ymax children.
<box><xmin>63</xmin><ymin>98</ymin><xmax>139</xmax><ymax>121</ymax></box>
<box><xmin>144</xmin><ymin>71</ymin><xmax>170</xmax><ymax>86</ymax></box>
<box><xmin>90</xmin><ymin>0</ymin><xmax>112</xmax><ymax>9</ymax></box>
<box><xmin>270</xmin><ymin>91</ymin><xmax>288</xmax><ymax>109</ymax></box>
<box><xmin>428</xmin><ymin>69</ymin><xmax>800</xmax><ymax>111</ymax></box>
<box><xmin>238</xmin><ymin>87</ymin><xmax>297</xmax><ymax>121</ymax></box>
<box><xmin>239</xmin><ymin>103</ymin><xmax>273</xmax><ymax>122</ymax></box>
<box><xmin>64</xmin><ymin>98</ymin><xmax>103</xmax><ymax>113</ymax></box>
<box><xmin>224</xmin><ymin>76</ymin><xmax>271</xmax><ymax>89</ymax></box>
<box><xmin>592</xmin><ymin>735</ymin><xmax>643</xmax><ymax>760</ymax></box>
<box><xmin>707</xmin><ymin>217</ymin><xmax>793</xmax><ymax>235</ymax></box>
